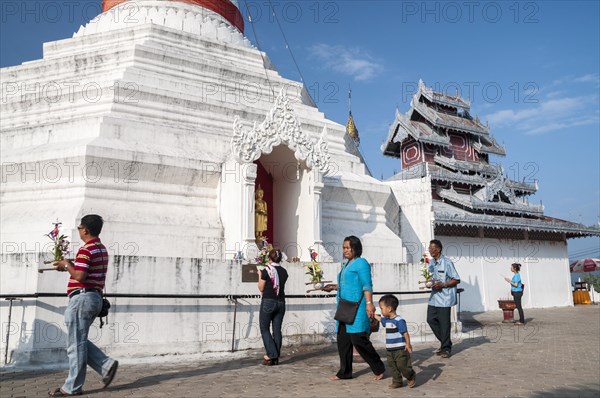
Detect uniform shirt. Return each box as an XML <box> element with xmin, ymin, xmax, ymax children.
<box><xmin>381</xmin><ymin>315</ymin><xmax>408</xmax><ymax>351</ymax></box>
<box><xmin>511</xmin><ymin>273</ymin><xmax>523</xmax><ymax>292</ymax></box>
<box><xmin>428</xmin><ymin>255</ymin><xmax>460</xmax><ymax>307</ymax></box>
<box><xmin>67</xmin><ymin>238</ymin><xmax>109</xmax><ymax>295</ymax></box>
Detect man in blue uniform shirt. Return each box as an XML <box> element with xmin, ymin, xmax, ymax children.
<box><xmin>427</xmin><ymin>239</ymin><xmax>460</xmax><ymax>358</ymax></box>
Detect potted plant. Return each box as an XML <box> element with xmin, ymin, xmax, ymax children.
<box><xmin>306</xmin><ymin>248</ymin><xmax>324</xmax><ymax>288</ymax></box>
<box><xmin>418</xmin><ymin>252</ymin><xmax>433</xmax><ymax>289</ymax></box>
<box><xmin>254</xmin><ymin>238</ymin><xmax>270</xmax><ymax>271</ymax></box>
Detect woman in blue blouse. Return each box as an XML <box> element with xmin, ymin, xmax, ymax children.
<box><xmin>504</xmin><ymin>263</ymin><xmax>525</xmax><ymax>325</ymax></box>
<box><xmin>323</xmin><ymin>236</ymin><xmax>385</xmax><ymax>381</ymax></box>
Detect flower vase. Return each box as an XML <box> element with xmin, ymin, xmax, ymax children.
<box><xmin>313</xmin><ymin>282</ymin><xmax>324</xmax><ymax>289</ymax></box>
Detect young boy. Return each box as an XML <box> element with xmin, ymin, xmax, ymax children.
<box><xmin>374</xmin><ymin>294</ymin><xmax>417</xmax><ymax>389</ymax></box>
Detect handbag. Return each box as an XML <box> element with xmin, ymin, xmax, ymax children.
<box><xmin>334</xmin><ymin>298</ymin><xmax>359</xmax><ymax>324</ymax></box>
<box><xmin>369</xmin><ymin>317</ymin><xmax>380</xmax><ymax>333</ymax></box>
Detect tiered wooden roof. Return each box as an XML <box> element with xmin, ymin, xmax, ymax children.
<box><xmin>384</xmin><ymin>80</ymin><xmax>600</xmax><ymax>239</ymax></box>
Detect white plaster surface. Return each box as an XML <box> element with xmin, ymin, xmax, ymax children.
<box><xmin>0</xmin><ymin>255</ymin><xmax>427</xmax><ymax>364</ymax></box>
<box><xmin>1</xmin><ymin>1</ymin><xmax>406</xmax><ymax>364</ymax></box>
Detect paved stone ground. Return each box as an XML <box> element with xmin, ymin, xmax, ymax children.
<box><xmin>1</xmin><ymin>306</ymin><xmax>599</xmax><ymax>397</ymax></box>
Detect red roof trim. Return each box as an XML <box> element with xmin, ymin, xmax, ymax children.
<box><xmin>102</xmin><ymin>0</ymin><xmax>244</xmax><ymax>33</ymax></box>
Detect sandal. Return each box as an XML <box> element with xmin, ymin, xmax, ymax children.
<box><xmin>330</xmin><ymin>375</ymin><xmax>351</xmax><ymax>381</ymax></box>
<box><xmin>261</xmin><ymin>358</ymin><xmax>279</xmax><ymax>366</ymax></box>
<box><xmin>48</xmin><ymin>388</ymin><xmax>82</xmax><ymax>396</ymax></box>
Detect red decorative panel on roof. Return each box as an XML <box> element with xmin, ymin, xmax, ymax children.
<box><xmin>402</xmin><ymin>140</ymin><xmax>422</xmax><ymax>169</ymax></box>
<box><xmin>448</xmin><ymin>132</ymin><xmax>478</xmax><ymax>162</ymax></box>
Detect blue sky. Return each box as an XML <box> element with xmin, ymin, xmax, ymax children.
<box><xmin>1</xmin><ymin>0</ymin><xmax>599</xmax><ymax>260</ymax></box>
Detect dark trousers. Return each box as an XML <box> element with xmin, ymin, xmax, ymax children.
<box><xmin>336</xmin><ymin>322</ymin><xmax>385</xmax><ymax>379</ymax></box>
<box><xmin>387</xmin><ymin>349</ymin><xmax>416</xmax><ymax>385</ymax></box>
<box><xmin>259</xmin><ymin>299</ymin><xmax>286</xmax><ymax>359</ymax></box>
<box><xmin>427</xmin><ymin>305</ymin><xmax>452</xmax><ymax>353</ymax></box>
<box><xmin>511</xmin><ymin>291</ymin><xmax>525</xmax><ymax>323</ymax></box>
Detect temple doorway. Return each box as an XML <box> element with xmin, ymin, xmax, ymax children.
<box><xmin>256</xmin><ymin>145</ymin><xmax>312</xmax><ymax>260</ymax></box>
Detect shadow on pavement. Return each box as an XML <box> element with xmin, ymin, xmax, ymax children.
<box><xmin>281</xmin><ymin>343</ymin><xmax>337</xmax><ymax>365</ymax></box>
<box><xmin>101</xmin><ymin>357</ymin><xmax>261</xmax><ymax>393</ymax></box>
<box><xmin>0</xmin><ymin>368</ymin><xmax>63</xmax><ymax>383</ymax></box>
<box><xmin>89</xmin><ymin>344</ymin><xmax>338</xmax><ymax>394</ymax></box>
<box><xmin>530</xmin><ymin>383</ymin><xmax>600</xmax><ymax>398</ymax></box>
<box><xmin>410</xmin><ymin>348</ymin><xmax>445</xmax><ymax>386</ymax></box>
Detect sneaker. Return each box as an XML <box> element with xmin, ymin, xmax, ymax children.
<box><xmin>407</xmin><ymin>377</ymin><xmax>416</xmax><ymax>388</ymax></box>
<box><xmin>388</xmin><ymin>383</ymin><xmax>402</xmax><ymax>389</ymax></box>
<box><xmin>514</xmin><ymin>322</ymin><xmax>525</xmax><ymax>325</ymax></box>
<box><xmin>435</xmin><ymin>348</ymin><xmax>443</xmax><ymax>355</ymax></box>
<box><xmin>440</xmin><ymin>351</ymin><xmax>451</xmax><ymax>358</ymax></box>
<box><xmin>102</xmin><ymin>361</ymin><xmax>118</xmax><ymax>389</ymax></box>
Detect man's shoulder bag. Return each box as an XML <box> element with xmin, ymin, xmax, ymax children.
<box><xmin>97</xmin><ymin>297</ymin><xmax>111</xmax><ymax>328</ymax></box>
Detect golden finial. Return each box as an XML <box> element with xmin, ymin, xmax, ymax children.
<box><xmin>346</xmin><ymin>87</ymin><xmax>360</xmax><ymax>144</ymax></box>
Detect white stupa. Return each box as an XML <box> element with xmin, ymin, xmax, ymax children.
<box><xmin>1</xmin><ymin>0</ymin><xmax>412</xmax><ymax>363</ymax></box>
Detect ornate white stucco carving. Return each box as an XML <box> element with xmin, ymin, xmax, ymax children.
<box><xmin>73</xmin><ymin>1</ymin><xmax>252</xmax><ymax>48</ymax></box>
<box><xmin>231</xmin><ymin>90</ymin><xmax>331</xmax><ymax>174</ymax></box>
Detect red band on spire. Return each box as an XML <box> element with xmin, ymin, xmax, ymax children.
<box><xmin>102</xmin><ymin>0</ymin><xmax>244</xmax><ymax>33</ymax></box>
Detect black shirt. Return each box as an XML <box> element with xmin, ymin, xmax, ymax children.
<box><xmin>261</xmin><ymin>266</ymin><xmax>288</xmax><ymax>300</ymax></box>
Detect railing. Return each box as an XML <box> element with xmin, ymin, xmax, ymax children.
<box><xmin>433</xmin><ymin>155</ymin><xmax>499</xmax><ymax>176</ymax></box>
<box><xmin>2</xmin><ymin>289</ymin><xmax>465</xmax><ymax>365</ymax></box>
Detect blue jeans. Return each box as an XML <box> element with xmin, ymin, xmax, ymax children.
<box><xmin>259</xmin><ymin>299</ymin><xmax>286</xmax><ymax>359</ymax></box>
<box><xmin>62</xmin><ymin>291</ymin><xmax>115</xmax><ymax>394</ymax></box>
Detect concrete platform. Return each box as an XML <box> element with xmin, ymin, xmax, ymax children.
<box><xmin>1</xmin><ymin>306</ymin><xmax>598</xmax><ymax>397</ymax></box>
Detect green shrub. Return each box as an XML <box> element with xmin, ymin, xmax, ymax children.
<box><xmin>582</xmin><ymin>274</ymin><xmax>600</xmax><ymax>293</ymax></box>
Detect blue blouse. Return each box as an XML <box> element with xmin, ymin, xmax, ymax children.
<box><xmin>511</xmin><ymin>273</ymin><xmax>523</xmax><ymax>292</ymax></box>
<box><xmin>336</xmin><ymin>257</ymin><xmax>373</xmax><ymax>333</ymax></box>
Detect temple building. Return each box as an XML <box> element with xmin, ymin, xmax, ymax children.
<box><xmin>383</xmin><ymin>80</ymin><xmax>600</xmax><ymax>311</ymax></box>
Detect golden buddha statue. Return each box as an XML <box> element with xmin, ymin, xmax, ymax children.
<box><xmin>255</xmin><ymin>185</ymin><xmax>268</xmax><ymax>243</ymax></box>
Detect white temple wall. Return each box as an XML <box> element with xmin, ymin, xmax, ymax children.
<box><xmin>321</xmin><ymin>173</ymin><xmax>404</xmax><ymax>263</ymax></box>
<box><xmin>438</xmin><ymin>235</ymin><xmax>572</xmax><ymax>312</ymax></box>
<box><xmin>274</xmin><ymin>169</ymin><xmax>305</xmax><ymax>259</ymax></box>
<box><xmin>295</xmin><ymin>168</ymin><xmax>314</xmax><ymax>258</ymax></box>
<box><xmin>0</xmin><ymin>255</ymin><xmax>428</xmax><ymax>365</ymax></box>
<box><xmin>2</xmin><ymin>145</ymin><xmax>224</xmax><ymax>260</ymax></box>
<box><xmin>270</xmin><ymin>167</ymin><xmax>319</xmax><ymax>261</ymax></box>
<box><xmin>386</xmin><ymin>177</ymin><xmax>434</xmax><ymax>263</ymax></box>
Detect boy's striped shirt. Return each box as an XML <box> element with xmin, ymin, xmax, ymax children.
<box><xmin>381</xmin><ymin>315</ymin><xmax>408</xmax><ymax>351</ymax></box>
